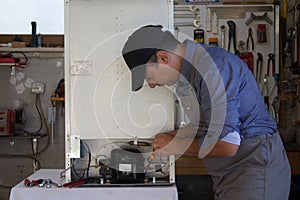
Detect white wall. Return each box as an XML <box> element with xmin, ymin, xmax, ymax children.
<box><xmin>0</xmin><ymin>0</ymin><xmax>64</xmax><ymax>34</ymax></box>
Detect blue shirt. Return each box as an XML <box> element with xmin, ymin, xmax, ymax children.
<box><xmin>177</xmin><ymin>40</ymin><xmax>277</xmax><ymax>141</ymax></box>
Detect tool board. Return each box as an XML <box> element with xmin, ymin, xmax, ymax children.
<box><xmin>173</xmin><ymin>4</ymin><xmax>280</xmax><ymax>121</ymax></box>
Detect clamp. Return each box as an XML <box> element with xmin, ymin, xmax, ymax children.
<box><xmin>227</xmin><ymin>20</ymin><xmax>238</xmax><ymax>55</ymax></box>
<box><xmin>246</xmin><ymin>28</ymin><xmax>254</xmax><ymax>51</ymax></box>
<box><xmin>256</xmin><ymin>53</ymin><xmax>263</xmax><ymax>83</ymax></box>
<box><xmin>267</xmin><ymin>53</ymin><xmax>275</xmax><ymax>77</ymax></box>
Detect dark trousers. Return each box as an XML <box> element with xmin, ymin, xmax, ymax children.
<box><xmin>203</xmin><ymin>131</ymin><xmax>291</xmax><ymax>200</ymax></box>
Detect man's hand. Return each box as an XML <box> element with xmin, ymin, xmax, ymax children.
<box><xmin>152</xmin><ymin>132</ymin><xmax>174</xmax><ymax>151</ymax></box>
<box><xmin>152</xmin><ymin>132</ymin><xmax>196</xmax><ymax>156</ymax></box>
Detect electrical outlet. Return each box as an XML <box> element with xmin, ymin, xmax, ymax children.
<box><xmin>31</xmin><ymin>82</ymin><xmax>45</xmax><ymax>94</ymax></box>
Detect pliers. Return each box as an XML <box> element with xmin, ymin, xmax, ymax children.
<box><xmin>246</xmin><ymin>28</ymin><xmax>254</xmax><ymax>51</ymax></box>
<box><xmin>267</xmin><ymin>53</ymin><xmax>275</xmax><ymax>77</ymax></box>
<box><xmin>227</xmin><ymin>20</ymin><xmax>238</xmax><ymax>55</ymax></box>
<box><xmin>256</xmin><ymin>53</ymin><xmax>263</xmax><ymax>83</ymax></box>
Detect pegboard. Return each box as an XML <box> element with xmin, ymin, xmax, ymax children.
<box><xmin>174</xmin><ymin>4</ymin><xmax>279</xmax><ymax>115</ymax></box>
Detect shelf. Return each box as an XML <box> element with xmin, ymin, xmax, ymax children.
<box><xmin>0</xmin><ymin>133</ymin><xmax>47</xmax><ymax>139</ymax></box>
<box><xmin>0</xmin><ymin>47</ymin><xmax>64</xmax><ymax>52</ymax></box>
<box><xmin>0</xmin><ymin>63</ymin><xmax>23</xmax><ymax>66</ymax></box>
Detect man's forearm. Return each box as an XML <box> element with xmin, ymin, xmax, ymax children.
<box><xmin>184</xmin><ymin>138</ymin><xmax>239</xmax><ymax>157</ymax></box>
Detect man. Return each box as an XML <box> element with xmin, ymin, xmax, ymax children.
<box><xmin>122</xmin><ymin>25</ymin><xmax>291</xmax><ymax>200</ymax></box>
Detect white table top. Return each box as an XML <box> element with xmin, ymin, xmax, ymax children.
<box><xmin>10</xmin><ymin>169</ymin><xmax>178</xmax><ymax>200</ymax></box>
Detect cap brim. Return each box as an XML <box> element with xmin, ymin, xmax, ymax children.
<box><xmin>123</xmin><ymin>48</ymin><xmax>156</xmax><ymax>91</ymax></box>
<box><xmin>130</xmin><ymin>64</ymin><xmax>146</xmax><ymax>92</ymax></box>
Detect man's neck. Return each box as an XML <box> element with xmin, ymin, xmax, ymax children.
<box><xmin>174</xmin><ymin>43</ymin><xmax>187</xmax><ymax>72</ymax></box>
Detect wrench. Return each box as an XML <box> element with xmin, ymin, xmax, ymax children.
<box><xmin>174</xmin><ymin>13</ymin><xmax>200</xmax><ymax>20</ymax></box>
<box><xmin>174</xmin><ymin>5</ymin><xmax>199</xmax><ymax>12</ymax></box>
<box><xmin>174</xmin><ymin>20</ymin><xmax>201</xmax><ymax>28</ymax></box>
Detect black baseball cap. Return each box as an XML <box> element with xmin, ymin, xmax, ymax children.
<box><xmin>122</xmin><ymin>25</ymin><xmax>168</xmax><ymax>91</ymax></box>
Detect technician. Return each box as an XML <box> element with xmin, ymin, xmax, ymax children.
<box><xmin>122</xmin><ymin>25</ymin><xmax>291</xmax><ymax>200</ymax></box>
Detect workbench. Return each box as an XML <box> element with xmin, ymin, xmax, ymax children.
<box><xmin>9</xmin><ymin>169</ymin><xmax>178</xmax><ymax>200</ymax></box>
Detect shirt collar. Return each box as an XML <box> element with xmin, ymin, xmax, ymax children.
<box><xmin>177</xmin><ymin>39</ymin><xmax>196</xmax><ymax>86</ymax></box>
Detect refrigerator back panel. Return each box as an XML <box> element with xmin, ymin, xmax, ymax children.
<box><xmin>66</xmin><ymin>0</ymin><xmax>174</xmax><ymax>140</ymax></box>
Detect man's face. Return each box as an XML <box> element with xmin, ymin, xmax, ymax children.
<box><xmin>145</xmin><ymin>51</ymin><xmax>180</xmax><ymax>89</ymax></box>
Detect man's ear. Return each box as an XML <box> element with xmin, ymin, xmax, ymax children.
<box><xmin>156</xmin><ymin>50</ymin><xmax>168</xmax><ymax>64</ymax></box>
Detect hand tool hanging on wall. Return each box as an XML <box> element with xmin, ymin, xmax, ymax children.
<box><xmin>238</xmin><ymin>41</ymin><xmax>253</xmax><ymax>73</ymax></box>
<box><xmin>245</xmin><ymin>12</ymin><xmax>273</xmax><ymax>25</ymax></box>
<box><xmin>174</xmin><ymin>12</ymin><xmax>200</xmax><ymax>20</ymax></box>
<box><xmin>267</xmin><ymin>53</ymin><xmax>275</xmax><ymax>78</ymax></box>
<box><xmin>174</xmin><ymin>5</ymin><xmax>201</xmax><ymax>28</ymax></box>
<box><xmin>291</xmin><ymin>2</ymin><xmax>300</xmax><ymax>74</ymax></box>
<box><xmin>257</xmin><ymin>24</ymin><xmax>268</xmax><ymax>44</ymax></box>
<box><xmin>240</xmin><ymin>52</ymin><xmax>254</xmax><ymax>74</ymax></box>
<box><xmin>256</xmin><ymin>53</ymin><xmax>263</xmax><ymax>83</ymax></box>
<box><xmin>212</xmin><ymin>12</ymin><xmax>218</xmax><ymax>34</ymax></box>
<box><xmin>206</xmin><ymin>8</ymin><xmax>212</xmax><ymax>31</ymax></box>
<box><xmin>174</xmin><ymin>20</ymin><xmax>201</xmax><ymax>28</ymax></box>
<box><xmin>227</xmin><ymin>20</ymin><xmax>238</xmax><ymax>55</ymax></box>
<box><xmin>284</xmin><ymin>28</ymin><xmax>293</xmax><ymax>66</ymax></box>
<box><xmin>262</xmin><ymin>75</ymin><xmax>270</xmax><ymax>111</ymax></box>
<box><xmin>220</xmin><ymin>25</ymin><xmax>226</xmax><ymax>49</ymax></box>
<box><xmin>246</xmin><ymin>28</ymin><xmax>254</xmax><ymax>51</ymax></box>
<box><xmin>174</xmin><ymin>5</ymin><xmax>199</xmax><ymax>12</ymax></box>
